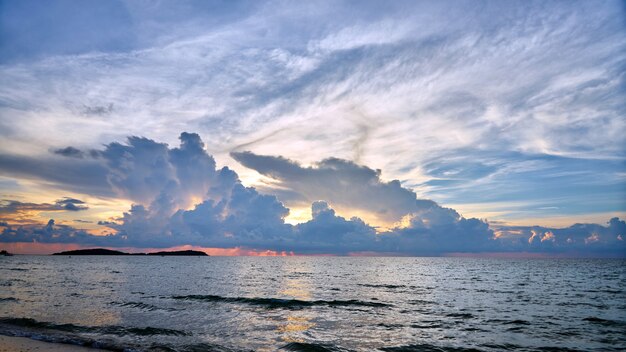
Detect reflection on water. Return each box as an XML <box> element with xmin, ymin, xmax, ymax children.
<box><xmin>276</xmin><ymin>260</ymin><xmax>315</xmax><ymax>345</ymax></box>
<box><xmin>0</xmin><ymin>256</ymin><xmax>624</xmax><ymax>351</ymax></box>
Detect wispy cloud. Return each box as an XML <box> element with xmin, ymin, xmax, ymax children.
<box><xmin>0</xmin><ymin>0</ymin><xmax>624</xmax><ymax>245</ymax></box>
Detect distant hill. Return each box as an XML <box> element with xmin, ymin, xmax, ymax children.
<box><xmin>52</xmin><ymin>248</ymin><xmax>208</xmax><ymax>256</ymax></box>
<box><xmin>53</xmin><ymin>248</ymin><xmax>128</xmax><ymax>255</ymax></box>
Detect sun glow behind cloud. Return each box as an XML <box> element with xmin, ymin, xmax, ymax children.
<box><xmin>0</xmin><ymin>0</ymin><xmax>625</xmax><ymax>256</ymax></box>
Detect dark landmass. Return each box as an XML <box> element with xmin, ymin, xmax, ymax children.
<box><xmin>53</xmin><ymin>248</ymin><xmax>128</xmax><ymax>255</ymax></box>
<box><xmin>52</xmin><ymin>248</ymin><xmax>208</xmax><ymax>256</ymax></box>
<box><xmin>1</xmin><ymin>250</ymin><xmax>13</xmax><ymax>256</ymax></box>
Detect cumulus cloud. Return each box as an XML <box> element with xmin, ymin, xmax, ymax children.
<box><xmin>293</xmin><ymin>201</ymin><xmax>377</xmax><ymax>253</ymax></box>
<box><xmin>495</xmin><ymin>217</ymin><xmax>626</xmax><ymax>255</ymax></box>
<box><xmin>101</xmin><ymin>132</ymin><xmax>221</xmax><ymax>210</ymax></box>
<box><xmin>231</xmin><ymin>151</ymin><xmax>423</xmax><ymax>223</ymax></box>
<box><xmin>0</xmin><ymin>219</ymin><xmax>117</xmax><ymax>245</ymax></box>
<box><xmin>0</xmin><ymin>1</ymin><xmax>623</xmax><ymax>230</ymax></box>
<box><xmin>0</xmin><ymin>132</ymin><xmax>624</xmax><ymax>257</ymax></box>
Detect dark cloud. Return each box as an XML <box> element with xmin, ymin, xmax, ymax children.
<box><xmin>0</xmin><ymin>133</ymin><xmax>623</xmax><ymax>256</ymax></box>
<box><xmin>82</xmin><ymin>103</ymin><xmax>114</xmax><ymax>116</ymax></box>
<box><xmin>0</xmin><ymin>219</ymin><xmax>119</xmax><ymax>245</ymax></box>
<box><xmin>0</xmin><ymin>198</ymin><xmax>88</xmax><ymax>216</ymax></box>
<box><xmin>293</xmin><ymin>201</ymin><xmax>377</xmax><ymax>253</ymax></box>
<box><xmin>52</xmin><ymin>146</ymin><xmax>84</xmax><ymax>158</ymax></box>
<box><xmin>0</xmin><ymin>153</ymin><xmax>114</xmax><ymax>197</ymax></box>
<box><xmin>101</xmin><ymin>132</ymin><xmax>220</xmax><ymax>208</ymax></box>
<box><xmin>494</xmin><ymin>218</ymin><xmax>626</xmax><ymax>256</ymax></box>
<box><xmin>55</xmin><ymin>198</ymin><xmax>88</xmax><ymax>211</ymax></box>
<box><xmin>231</xmin><ymin>151</ymin><xmax>418</xmax><ymax>223</ymax></box>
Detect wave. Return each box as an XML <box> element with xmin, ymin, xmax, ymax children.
<box><xmin>502</xmin><ymin>319</ymin><xmax>531</xmax><ymax>325</ymax></box>
<box><xmin>410</xmin><ymin>322</ymin><xmax>444</xmax><ymax>329</ymax></box>
<box><xmin>109</xmin><ymin>301</ymin><xmax>175</xmax><ymax>312</ymax></box>
<box><xmin>170</xmin><ymin>294</ymin><xmax>392</xmax><ymax>309</ymax></box>
<box><xmin>280</xmin><ymin>342</ymin><xmax>351</xmax><ymax>351</ymax></box>
<box><xmin>358</xmin><ymin>284</ymin><xmax>407</xmax><ymax>289</ymax></box>
<box><xmin>557</xmin><ymin>302</ymin><xmax>609</xmax><ymax>309</ymax></box>
<box><xmin>379</xmin><ymin>343</ymin><xmax>482</xmax><ymax>351</ymax></box>
<box><xmin>408</xmin><ymin>299</ymin><xmax>437</xmax><ymax>305</ymax></box>
<box><xmin>0</xmin><ymin>317</ymin><xmax>190</xmax><ymax>337</ymax></box>
<box><xmin>480</xmin><ymin>343</ymin><xmax>584</xmax><ymax>351</ymax></box>
<box><xmin>0</xmin><ymin>297</ymin><xmax>18</xmax><ymax>302</ymax></box>
<box><xmin>583</xmin><ymin>317</ymin><xmax>626</xmax><ymax>327</ymax></box>
<box><xmin>445</xmin><ymin>313</ymin><xmax>474</xmax><ymax>319</ymax></box>
<box><xmin>0</xmin><ymin>330</ymin><xmax>244</xmax><ymax>352</ymax></box>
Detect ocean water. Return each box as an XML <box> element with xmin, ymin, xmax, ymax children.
<box><xmin>0</xmin><ymin>256</ymin><xmax>624</xmax><ymax>351</ymax></box>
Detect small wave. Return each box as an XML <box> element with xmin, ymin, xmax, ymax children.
<box><xmin>110</xmin><ymin>301</ymin><xmax>171</xmax><ymax>311</ymax></box>
<box><xmin>408</xmin><ymin>299</ymin><xmax>437</xmax><ymax>305</ymax></box>
<box><xmin>445</xmin><ymin>313</ymin><xmax>474</xmax><ymax>319</ymax></box>
<box><xmin>281</xmin><ymin>342</ymin><xmax>351</xmax><ymax>351</ymax></box>
<box><xmin>0</xmin><ymin>317</ymin><xmax>190</xmax><ymax>337</ymax></box>
<box><xmin>379</xmin><ymin>343</ymin><xmax>482</xmax><ymax>351</ymax></box>
<box><xmin>7</xmin><ymin>268</ymin><xmax>28</xmax><ymax>271</ymax></box>
<box><xmin>502</xmin><ymin>319</ymin><xmax>531</xmax><ymax>325</ymax></box>
<box><xmin>377</xmin><ymin>323</ymin><xmax>404</xmax><ymax>329</ymax></box>
<box><xmin>480</xmin><ymin>343</ymin><xmax>523</xmax><ymax>350</ymax></box>
<box><xmin>171</xmin><ymin>342</ymin><xmax>248</xmax><ymax>352</ymax></box>
<box><xmin>358</xmin><ymin>284</ymin><xmax>406</xmax><ymax>289</ymax></box>
<box><xmin>557</xmin><ymin>302</ymin><xmax>608</xmax><ymax>309</ymax></box>
<box><xmin>584</xmin><ymin>288</ymin><xmax>623</xmax><ymax>294</ymax></box>
<box><xmin>582</xmin><ymin>316</ymin><xmax>626</xmax><ymax>327</ymax></box>
<box><xmin>0</xmin><ymin>297</ymin><xmax>18</xmax><ymax>302</ymax></box>
<box><xmin>410</xmin><ymin>323</ymin><xmax>444</xmax><ymax>329</ymax></box>
<box><xmin>0</xmin><ymin>331</ymin><xmax>132</xmax><ymax>351</ymax></box>
<box><xmin>171</xmin><ymin>294</ymin><xmax>392</xmax><ymax>309</ymax></box>
<box><xmin>1</xmin><ymin>331</ymin><xmax>244</xmax><ymax>352</ymax></box>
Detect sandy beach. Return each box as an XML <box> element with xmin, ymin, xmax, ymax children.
<box><xmin>0</xmin><ymin>335</ymin><xmax>100</xmax><ymax>352</ymax></box>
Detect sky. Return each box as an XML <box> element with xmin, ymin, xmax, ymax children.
<box><xmin>0</xmin><ymin>0</ymin><xmax>625</xmax><ymax>256</ymax></box>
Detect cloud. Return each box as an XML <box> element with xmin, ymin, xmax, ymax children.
<box><xmin>101</xmin><ymin>132</ymin><xmax>220</xmax><ymax>209</ymax></box>
<box><xmin>0</xmin><ymin>198</ymin><xmax>89</xmax><ymax>220</ymax></box>
<box><xmin>495</xmin><ymin>217</ymin><xmax>626</xmax><ymax>255</ymax></box>
<box><xmin>55</xmin><ymin>197</ymin><xmax>88</xmax><ymax>211</ymax></box>
<box><xmin>293</xmin><ymin>201</ymin><xmax>377</xmax><ymax>253</ymax></box>
<box><xmin>52</xmin><ymin>146</ymin><xmax>84</xmax><ymax>158</ymax></box>
<box><xmin>0</xmin><ymin>132</ymin><xmax>624</xmax><ymax>257</ymax></box>
<box><xmin>381</xmin><ymin>203</ymin><xmax>497</xmax><ymax>254</ymax></box>
<box><xmin>82</xmin><ymin>103</ymin><xmax>114</xmax><ymax>116</ymax></box>
<box><xmin>0</xmin><ymin>219</ymin><xmax>117</xmax><ymax>245</ymax></box>
<box><xmin>231</xmin><ymin>151</ymin><xmax>421</xmax><ymax>223</ymax></box>
<box><xmin>0</xmin><ymin>153</ymin><xmax>114</xmax><ymax>197</ymax></box>
<box><xmin>0</xmin><ymin>0</ymin><xmax>623</xmax><ymax>227</ymax></box>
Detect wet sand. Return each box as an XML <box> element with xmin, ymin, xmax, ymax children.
<box><xmin>0</xmin><ymin>335</ymin><xmax>100</xmax><ymax>351</ymax></box>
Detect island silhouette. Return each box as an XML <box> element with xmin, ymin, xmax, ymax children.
<box><xmin>52</xmin><ymin>248</ymin><xmax>208</xmax><ymax>256</ymax></box>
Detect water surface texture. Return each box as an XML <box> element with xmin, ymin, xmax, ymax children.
<box><xmin>0</xmin><ymin>256</ymin><xmax>624</xmax><ymax>351</ymax></box>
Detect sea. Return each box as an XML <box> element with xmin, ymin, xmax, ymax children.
<box><xmin>0</xmin><ymin>256</ymin><xmax>624</xmax><ymax>351</ymax></box>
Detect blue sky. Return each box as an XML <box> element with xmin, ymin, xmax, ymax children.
<box><xmin>0</xmin><ymin>0</ymin><xmax>624</xmax><ymax>255</ymax></box>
